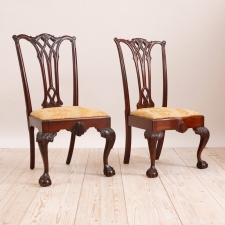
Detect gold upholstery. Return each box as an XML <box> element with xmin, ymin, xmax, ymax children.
<box><xmin>30</xmin><ymin>106</ymin><xmax>108</xmax><ymax>120</ymax></box>
<box><xmin>130</xmin><ymin>107</ymin><xmax>202</xmax><ymax>119</ymax></box>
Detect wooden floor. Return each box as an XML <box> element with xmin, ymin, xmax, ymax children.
<box><xmin>0</xmin><ymin>147</ymin><xmax>225</xmax><ymax>225</ymax></box>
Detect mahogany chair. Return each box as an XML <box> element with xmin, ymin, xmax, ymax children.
<box><xmin>114</xmin><ymin>38</ymin><xmax>210</xmax><ymax>178</ymax></box>
<box><xmin>13</xmin><ymin>33</ymin><xmax>116</xmax><ymax>187</ymax></box>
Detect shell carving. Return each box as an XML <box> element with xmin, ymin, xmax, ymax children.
<box><xmin>71</xmin><ymin>122</ymin><xmax>86</xmax><ymax>136</ymax></box>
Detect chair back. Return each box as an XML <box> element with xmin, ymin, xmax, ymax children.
<box><xmin>13</xmin><ymin>33</ymin><xmax>79</xmax><ymax>116</ymax></box>
<box><xmin>114</xmin><ymin>38</ymin><xmax>168</xmax><ymax>113</ymax></box>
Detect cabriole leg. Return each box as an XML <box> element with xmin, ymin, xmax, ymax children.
<box><xmin>97</xmin><ymin>128</ymin><xmax>116</xmax><ymax>177</ymax></box>
<box><xmin>144</xmin><ymin>130</ymin><xmax>164</xmax><ymax>178</ymax></box>
<box><xmin>29</xmin><ymin>126</ymin><xmax>35</xmax><ymax>169</ymax></box>
<box><xmin>193</xmin><ymin>127</ymin><xmax>210</xmax><ymax>169</ymax></box>
<box><xmin>36</xmin><ymin>132</ymin><xmax>57</xmax><ymax>187</ymax></box>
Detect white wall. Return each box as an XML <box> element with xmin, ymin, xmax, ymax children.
<box><xmin>0</xmin><ymin>0</ymin><xmax>225</xmax><ymax>148</ymax></box>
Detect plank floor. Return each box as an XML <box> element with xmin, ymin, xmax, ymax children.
<box><xmin>0</xmin><ymin>147</ymin><xmax>225</xmax><ymax>225</ymax></box>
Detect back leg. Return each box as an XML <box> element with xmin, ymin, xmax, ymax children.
<box><xmin>66</xmin><ymin>122</ymin><xmax>87</xmax><ymax>164</ymax></box>
<box><xmin>193</xmin><ymin>127</ymin><xmax>210</xmax><ymax>169</ymax></box>
<box><xmin>156</xmin><ymin>131</ymin><xmax>165</xmax><ymax>160</ymax></box>
<box><xmin>29</xmin><ymin>126</ymin><xmax>35</xmax><ymax>169</ymax></box>
<box><xmin>123</xmin><ymin>123</ymin><xmax>132</xmax><ymax>164</ymax></box>
<box><xmin>66</xmin><ymin>132</ymin><xmax>76</xmax><ymax>165</ymax></box>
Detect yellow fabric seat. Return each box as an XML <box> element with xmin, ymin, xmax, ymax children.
<box><xmin>130</xmin><ymin>107</ymin><xmax>202</xmax><ymax>119</ymax></box>
<box><xmin>30</xmin><ymin>106</ymin><xmax>108</xmax><ymax>120</ymax></box>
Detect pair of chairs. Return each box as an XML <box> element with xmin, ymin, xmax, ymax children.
<box><xmin>13</xmin><ymin>34</ymin><xmax>209</xmax><ymax>187</ymax></box>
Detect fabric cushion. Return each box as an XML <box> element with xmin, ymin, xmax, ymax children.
<box><xmin>30</xmin><ymin>106</ymin><xmax>108</xmax><ymax>120</ymax></box>
<box><xmin>130</xmin><ymin>107</ymin><xmax>202</xmax><ymax>119</ymax></box>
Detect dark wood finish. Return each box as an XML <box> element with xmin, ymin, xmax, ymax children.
<box><xmin>114</xmin><ymin>37</ymin><xmax>210</xmax><ymax>177</ymax></box>
<box><xmin>29</xmin><ymin>126</ymin><xmax>35</xmax><ymax>169</ymax></box>
<box><xmin>66</xmin><ymin>133</ymin><xmax>76</xmax><ymax>165</ymax></box>
<box><xmin>71</xmin><ymin>122</ymin><xmax>87</xmax><ymax>136</ymax></box>
<box><xmin>128</xmin><ymin>115</ymin><xmax>204</xmax><ymax>131</ymax></box>
<box><xmin>13</xmin><ymin>33</ymin><xmax>116</xmax><ymax>186</ymax></box>
<box><xmin>66</xmin><ymin>121</ymin><xmax>86</xmax><ymax>165</ymax></box>
<box><xmin>124</xmin><ymin>122</ymin><xmax>132</xmax><ymax>164</ymax></box>
<box><xmin>176</xmin><ymin>121</ymin><xmax>188</xmax><ymax>133</ymax></box>
<box><xmin>97</xmin><ymin>128</ymin><xmax>116</xmax><ymax>177</ymax></box>
<box><xmin>36</xmin><ymin>132</ymin><xmax>57</xmax><ymax>187</ymax></box>
<box><xmin>144</xmin><ymin>131</ymin><xmax>164</xmax><ymax>178</ymax></box>
<box><xmin>193</xmin><ymin>127</ymin><xmax>210</xmax><ymax>169</ymax></box>
<box><xmin>156</xmin><ymin>131</ymin><xmax>165</xmax><ymax>160</ymax></box>
<box><xmin>29</xmin><ymin>115</ymin><xmax>111</xmax><ymax>133</ymax></box>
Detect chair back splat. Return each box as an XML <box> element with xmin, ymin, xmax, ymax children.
<box><xmin>114</xmin><ymin>38</ymin><xmax>168</xmax><ymax>112</ymax></box>
<box><xmin>12</xmin><ymin>33</ymin><xmax>78</xmax><ymax>115</ymax></box>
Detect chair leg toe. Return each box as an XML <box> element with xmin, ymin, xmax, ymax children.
<box><xmin>146</xmin><ymin>166</ymin><xmax>158</xmax><ymax>178</ymax></box>
<box><xmin>104</xmin><ymin>165</ymin><xmax>116</xmax><ymax>177</ymax></box>
<box><xmin>39</xmin><ymin>173</ymin><xmax>52</xmax><ymax>187</ymax></box>
<box><xmin>197</xmin><ymin>160</ymin><xmax>208</xmax><ymax>169</ymax></box>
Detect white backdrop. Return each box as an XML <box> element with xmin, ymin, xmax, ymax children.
<box><xmin>0</xmin><ymin>0</ymin><xmax>225</xmax><ymax>148</ymax></box>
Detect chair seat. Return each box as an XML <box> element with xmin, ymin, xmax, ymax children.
<box><xmin>30</xmin><ymin>106</ymin><xmax>108</xmax><ymax>120</ymax></box>
<box><xmin>130</xmin><ymin>107</ymin><xmax>202</xmax><ymax>119</ymax></box>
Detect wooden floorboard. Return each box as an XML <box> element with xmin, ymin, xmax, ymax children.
<box><xmin>154</xmin><ymin>148</ymin><xmax>225</xmax><ymax>225</ymax></box>
<box><xmin>0</xmin><ymin>148</ymin><xmax>61</xmax><ymax>225</ymax></box>
<box><xmin>119</xmin><ymin>148</ymin><xmax>182</xmax><ymax>225</ymax></box>
<box><xmin>0</xmin><ymin>148</ymin><xmax>225</xmax><ymax>225</ymax></box>
<box><xmin>174</xmin><ymin>148</ymin><xmax>225</xmax><ymax>220</ymax></box>
<box><xmin>74</xmin><ymin>148</ymin><xmax>128</xmax><ymax>225</ymax></box>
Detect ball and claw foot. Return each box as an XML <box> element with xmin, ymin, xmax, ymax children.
<box><xmin>104</xmin><ymin>165</ymin><xmax>115</xmax><ymax>177</ymax></box>
<box><xmin>146</xmin><ymin>166</ymin><xmax>158</xmax><ymax>178</ymax></box>
<box><xmin>197</xmin><ymin>160</ymin><xmax>208</xmax><ymax>169</ymax></box>
<box><xmin>39</xmin><ymin>173</ymin><xmax>52</xmax><ymax>187</ymax></box>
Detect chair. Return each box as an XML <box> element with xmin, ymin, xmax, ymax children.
<box><xmin>114</xmin><ymin>38</ymin><xmax>210</xmax><ymax>178</ymax></box>
<box><xmin>13</xmin><ymin>33</ymin><xmax>116</xmax><ymax>187</ymax></box>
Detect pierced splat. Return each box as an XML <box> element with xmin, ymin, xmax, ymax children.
<box><xmin>114</xmin><ymin>38</ymin><xmax>167</xmax><ymax>111</ymax></box>
<box><xmin>32</xmin><ymin>34</ymin><xmax>63</xmax><ymax>108</ymax></box>
<box><xmin>130</xmin><ymin>39</ymin><xmax>154</xmax><ymax>108</ymax></box>
<box><xmin>12</xmin><ymin>33</ymin><xmax>78</xmax><ymax>112</ymax></box>
<box><xmin>43</xmin><ymin>86</ymin><xmax>63</xmax><ymax>108</ymax></box>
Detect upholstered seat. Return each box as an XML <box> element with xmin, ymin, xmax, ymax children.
<box><xmin>130</xmin><ymin>107</ymin><xmax>201</xmax><ymax>119</ymax></box>
<box><xmin>30</xmin><ymin>106</ymin><xmax>108</xmax><ymax>120</ymax></box>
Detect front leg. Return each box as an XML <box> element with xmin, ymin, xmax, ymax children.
<box><xmin>144</xmin><ymin>130</ymin><xmax>164</xmax><ymax>178</ymax></box>
<box><xmin>36</xmin><ymin>132</ymin><xmax>57</xmax><ymax>187</ymax></box>
<box><xmin>97</xmin><ymin>128</ymin><xmax>116</xmax><ymax>177</ymax></box>
<box><xmin>193</xmin><ymin>127</ymin><xmax>210</xmax><ymax>169</ymax></box>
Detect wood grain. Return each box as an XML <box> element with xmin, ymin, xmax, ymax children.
<box><xmin>0</xmin><ymin>148</ymin><xmax>61</xmax><ymax>225</ymax></box>
<box><xmin>1</xmin><ymin>148</ymin><xmax>225</xmax><ymax>225</ymax></box>
<box><xmin>74</xmin><ymin>148</ymin><xmax>128</xmax><ymax>225</ymax></box>
<box><xmin>155</xmin><ymin>147</ymin><xmax>225</xmax><ymax>225</ymax></box>
<box><xmin>175</xmin><ymin>147</ymin><xmax>225</xmax><ymax>212</ymax></box>
<box><xmin>119</xmin><ymin>148</ymin><xmax>182</xmax><ymax>225</ymax></box>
